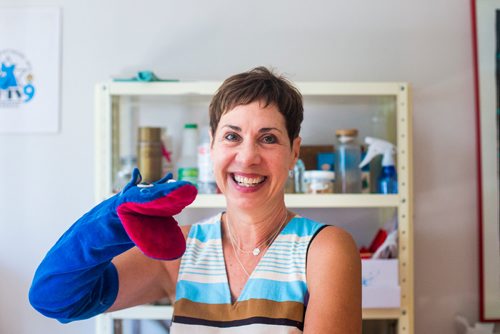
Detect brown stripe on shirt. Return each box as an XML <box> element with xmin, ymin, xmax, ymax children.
<box><xmin>173</xmin><ymin>298</ymin><xmax>305</xmax><ymax>323</ymax></box>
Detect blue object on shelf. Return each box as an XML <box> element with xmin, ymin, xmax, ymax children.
<box><xmin>359</xmin><ymin>137</ymin><xmax>398</xmax><ymax>194</ymax></box>
<box><xmin>378</xmin><ymin>166</ymin><xmax>398</xmax><ymax>194</ymax></box>
<box><xmin>113</xmin><ymin>71</ymin><xmax>179</xmax><ymax>82</ymax></box>
<box><xmin>317</xmin><ymin>152</ymin><xmax>334</xmax><ymax>171</ymax></box>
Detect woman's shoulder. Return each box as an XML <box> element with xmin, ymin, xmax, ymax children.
<box><xmin>285</xmin><ymin>215</ymin><xmax>326</xmax><ymax>238</ymax></box>
<box><xmin>311</xmin><ymin>225</ymin><xmax>357</xmax><ymax>252</ymax></box>
<box><xmin>288</xmin><ymin>215</ymin><xmax>355</xmax><ymax>249</ymax></box>
<box><xmin>307</xmin><ymin>224</ymin><xmax>360</xmax><ymax>271</ymax></box>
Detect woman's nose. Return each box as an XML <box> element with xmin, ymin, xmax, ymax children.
<box><xmin>235</xmin><ymin>141</ymin><xmax>261</xmax><ymax>166</ymax></box>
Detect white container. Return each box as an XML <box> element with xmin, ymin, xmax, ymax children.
<box><xmin>197</xmin><ymin>126</ymin><xmax>217</xmax><ymax>194</ymax></box>
<box><xmin>177</xmin><ymin>123</ymin><xmax>199</xmax><ymax>185</ymax></box>
<box><xmin>361</xmin><ymin>259</ymin><xmax>400</xmax><ymax>308</ymax></box>
<box><xmin>303</xmin><ymin>170</ymin><xmax>334</xmax><ymax>194</ymax></box>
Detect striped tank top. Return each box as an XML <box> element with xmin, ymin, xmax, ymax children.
<box><xmin>171</xmin><ymin>213</ymin><xmax>325</xmax><ymax>333</ymax></box>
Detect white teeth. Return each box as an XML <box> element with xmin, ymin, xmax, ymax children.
<box><xmin>234</xmin><ymin>174</ymin><xmax>265</xmax><ymax>186</ymax></box>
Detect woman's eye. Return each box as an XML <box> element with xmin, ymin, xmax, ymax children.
<box><xmin>224</xmin><ymin>132</ymin><xmax>240</xmax><ymax>141</ymax></box>
<box><xmin>261</xmin><ymin>134</ymin><xmax>278</xmax><ymax>144</ymax></box>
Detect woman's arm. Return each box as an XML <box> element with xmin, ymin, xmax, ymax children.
<box><xmin>108</xmin><ymin>225</ymin><xmax>191</xmax><ymax>312</ymax></box>
<box><xmin>106</xmin><ymin>247</ymin><xmax>176</xmax><ymax>312</ymax></box>
<box><xmin>304</xmin><ymin>226</ymin><xmax>362</xmax><ymax>334</ymax></box>
<box><xmin>29</xmin><ymin>170</ymin><xmax>196</xmax><ymax>323</ymax></box>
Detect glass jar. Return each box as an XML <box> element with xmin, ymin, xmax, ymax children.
<box><xmin>334</xmin><ymin>128</ymin><xmax>362</xmax><ymax>193</ymax></box>
<box><xmin>304</xmin><ymin>170</ymin><xmax>335</xmax><ymax>194</ymax></box>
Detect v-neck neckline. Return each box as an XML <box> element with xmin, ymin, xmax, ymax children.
<box><xmin>218</xmin><ymin>213</ymin><xmax>294</xmax><ymax>307</ymax></box>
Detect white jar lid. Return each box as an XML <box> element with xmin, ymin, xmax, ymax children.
<box><xmin>304</xmin><ymin>170</ymin><xmax>335</xmax><ymax>180</ymax></box>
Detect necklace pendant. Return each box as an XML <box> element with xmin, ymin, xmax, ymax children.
<box><xmin>252</xmin><ymin>248</ymin><xmax>260</xmax><ymax>256</ymax></box>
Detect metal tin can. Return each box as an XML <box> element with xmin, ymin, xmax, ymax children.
<box><xmin>137</xmin><ymin>127</ymin><xmax>163</xmax><ymax>183</ymax></box>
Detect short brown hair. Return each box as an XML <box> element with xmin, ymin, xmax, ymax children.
<box><xmin>209</xmin><ymin>67</ymin><xmax>303</xmax><ymax>145</ymax></box>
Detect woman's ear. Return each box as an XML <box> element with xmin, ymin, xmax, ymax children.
<box><xmin>209</xmin><ymin>129</ymin><xmax>215</xmax><ymax>160</ymax></box>
<box><xmin>289</xmin><ymin>136</ymin><xmax>302</xmax><ymax>169</ymax></box>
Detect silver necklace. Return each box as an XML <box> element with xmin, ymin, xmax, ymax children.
<box><xmin>226</xmin><ymin>211</ymin><xmax>289</xmax><ymax>257</ymax></box>
<box><xmin>228</xmin><ymin>229</ymin><xmax>251</xmax><ymax>277</ymax></box>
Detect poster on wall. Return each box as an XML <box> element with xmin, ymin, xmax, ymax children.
<box><xmin>0</xmin><ymin>7</ymin><xmax>61</xmax><ymax>133</ymax></box>
<box><xmin>473</xmin><ymin>0</ymin><xmax>500</xmax><ymax>322</ymax></box>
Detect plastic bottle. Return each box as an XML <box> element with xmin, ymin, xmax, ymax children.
<box><xmin>161</xmin><ymin>128</ymin><xmax>174</xmax><ymax>177</ymax></box>
<box><xmin>177</xmin><ymin>123</ymin><xmax>199</xmax><ymax>186</ymax></box>
<box><xmin>293</xmin><ymin>159</ymin><xmax>306</xmax><ymax>193</ymax></box>
<box><xmin>358</xmin><ymin>137</ymin><xmax>398</xmax><ymax>194</ymax></box>
<box><xmin>334</xmin><ymin>129</ymin><xmax>362</xmax><ymax>193</ymax></box>
<box><xmin>197</xmin><ymin>126</ymin><xmax>217</xmax><ymax>194</ymax></box>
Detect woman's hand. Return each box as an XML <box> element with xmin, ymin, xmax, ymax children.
<box><xmin>116</xmin><ymin>168</ymin><xmax>197</xmax><ymax>260</ymax></box>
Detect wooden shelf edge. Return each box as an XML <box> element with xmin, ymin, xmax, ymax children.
<box><xmin>104</xmin><ymin>305</ymin><xmax>173</xmax><ymax>320</ymax></box>
<box><xmin>101</xmin><ymin>193</ymin><xmax>400</xmax><ymax>208</ymax></box>
<box><xmin>99</xmin><ymin>81</ymin><xmax>408</xmax><ymax>97</ymax></box>
<box><xmin>362</xmin><ymin>308</ymin><xmax>401</xmax><ymax>320</ymax></box>
<box><xmin>190</xmin><ymin>194</ymin><xmax>400</xmax><ymax>208</ymax></box>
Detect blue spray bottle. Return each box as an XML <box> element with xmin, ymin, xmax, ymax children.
<box><xmin>358</xmin><ymin>137</ymin><xmax>398</xmax><ymax>194</ymax></box>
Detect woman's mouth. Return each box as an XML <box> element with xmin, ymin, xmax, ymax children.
<box><xmin>232</xmin><ymin>174</ymin><xmax>266</xmax><ymax>188</ymax></box>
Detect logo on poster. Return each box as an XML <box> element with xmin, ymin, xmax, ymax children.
<box><xmin>0</xmin><ymin>49</ymin><xmax>36</xmax><ymax>108</ymax></box>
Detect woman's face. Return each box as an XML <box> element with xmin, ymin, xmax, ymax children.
<box><xmin>210</xmin><ymin>100</ymin><xmax>301</xmax><ymax>210</ymax></box>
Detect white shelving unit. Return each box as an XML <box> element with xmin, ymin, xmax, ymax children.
<box><xmin>94</xmin><ymin>81</ymin><xmax>413</xmax><ymax>334</ymax></box>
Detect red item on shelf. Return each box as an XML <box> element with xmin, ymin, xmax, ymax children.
<box><xmin>359</xmin><ymin>246</ymin><xmax>372</xmax><ymax>259</ymax></box>
<box><xmin>369</xmin><ymin>229</ymin><xmax>388</xmax><ymax>253</ymax></box>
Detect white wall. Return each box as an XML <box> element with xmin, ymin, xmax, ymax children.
<box><xmin>0</xmin><ymin>0</ymin><xmax>479</xmax><ymax>333</ymax></box>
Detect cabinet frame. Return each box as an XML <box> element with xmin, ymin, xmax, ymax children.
<box><xmin>94</xmin><ymin>81</ymin><xmax>413</xmax><ymax>334</ymax></box>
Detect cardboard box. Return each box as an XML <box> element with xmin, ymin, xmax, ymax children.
<box><xmin>362</xmin><ymin>259</ymin><xmax>400</xmax><ymax>308</ymax></box>
<box><xmin>299</xmin><ymin>145</ymin><xmax>334</xmax><ymax>170</ymax></box>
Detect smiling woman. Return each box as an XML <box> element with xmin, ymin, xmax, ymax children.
<box><xmin>169</xmin><ymin>67</ymin><xmax>362</xmax><ymax>333</ymax></box>
<box><xmin>210</xmin><ymin>101</ymin><xmax>298</xmax><ymax>209</ymax></box>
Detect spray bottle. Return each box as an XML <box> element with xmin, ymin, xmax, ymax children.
<box><xmin>358</xmin><ymin>137</ymin><xmax>398</xmax><ymax>194</ymax></box>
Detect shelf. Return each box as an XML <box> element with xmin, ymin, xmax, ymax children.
<box><xmin>106</xmin><ymin>81</ymin><xmax>219</xmax><ymax>96</ymax></box>
<box><xmin>192</xmin><ymin>193</ymin><xmax>401</xmax><ymax>208</ymax></box>
<box><xmin>297</xmin><ymin>82</ymin><xmax>406</xmax><ymax>96</ymax></box>
<box><xmin>105</xmin><ymin>305</ymin><xmax>173</xmax><ymax>320</ymax></box>
<box><xmin>102</xmin><ymin>193</ymin><xmax>401</xmax><ymax>208</ymax></box>
<box><xmin>103</xmin><ymin>305</ymin><xmax>401</xmax><ymax>321</ymax></box>
<box><xmin>362</xmin><ymin>308</ymin><xmax>401</xmax><ymax>320</ymax></box>
<box><xmin>95</xmin><ymin>80</ymin><xmax>413</xmax><ymax>333</ymax></box>
<box><xmin>102</xmin><ymin>81</ymin><xmax>407</xmax><ymax>97</ymax></box>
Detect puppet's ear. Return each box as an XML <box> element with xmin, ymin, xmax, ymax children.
<box><xmin>121</xmin><ymin>168</ymin><xmax>142</xmax><ymax>193</ymax></box>
<box><xmin>154</xmin><ymin>172</ymin><xmax>174</xmax><ymax>185</ymax></box>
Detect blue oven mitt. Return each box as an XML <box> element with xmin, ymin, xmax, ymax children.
<box><xmin>29</xmin><ymin>168</ymin><xmax>197</xmax><ymax>323</ymax></box>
